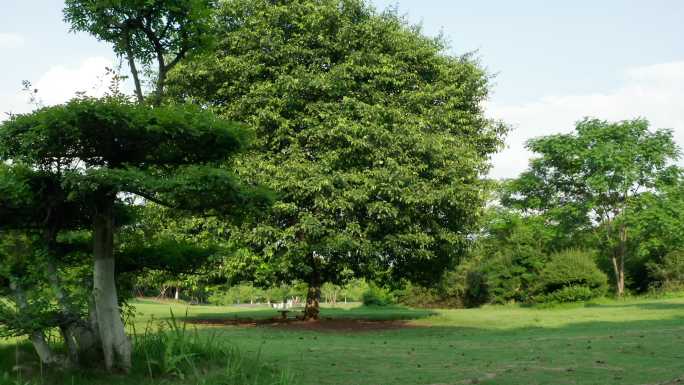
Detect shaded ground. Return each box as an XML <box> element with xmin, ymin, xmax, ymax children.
<box><xmin>186</xmin><ymin>316</ymin><xmax>415</xmax><ymax>332</ymax></box>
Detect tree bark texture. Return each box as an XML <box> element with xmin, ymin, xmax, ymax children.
<box><xmin>304</xmin><ymin>267</ymin><xmax>322</xmax><ymax>321</ymax></box>
<box><xmin>92</xmin><ymin>198</ymin><xmax>131</xmax><ymax>372</ymax></box>
<box><xmin>611</xmin><ymin>224</ymin><xmax>628</xmax><ymax>297</ymax></box>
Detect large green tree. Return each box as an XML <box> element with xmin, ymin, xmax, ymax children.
<box><xmin>0</xmin><ymin>97</ymin><xmax>259</xmax><ymax>371</ymax></box>
<box><xmin>168</xmin><ymin>0</ymin><xmax>505</xmax><ymax>319</ymax></box>
<box><xmin>505</xmin><ymin>118</ymin><xmax>679</xmax><ymax>296</ymax></box>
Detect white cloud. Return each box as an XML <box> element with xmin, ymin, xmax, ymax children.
<box><xmin>0</xmin><ymin>33</ymin><xmax>25</xmax><ymax>48</ymax></box>
<box><xmin>487</xmin><ymin>61</ymin><xmax>684</xmax><ymax>179</ymax></box>
<box><xmin>34</xmin><ymin>56</ymin><xmax>117</xmax><ymax>106</ymax></box>
<box><xmin>0</xmin><ymin>56</ymin><xmax>118</xmax><ymax>121</ymax></box>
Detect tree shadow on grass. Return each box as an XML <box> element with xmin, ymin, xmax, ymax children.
<box><xmin>183</xmin><ymin>305</ymin><xmax>438</xmax><ymax>327</ymax></box>
<box><xmin>584</xmin><ymin>301</ymin><xmax>684</xmax><ymax>311</ymax></box>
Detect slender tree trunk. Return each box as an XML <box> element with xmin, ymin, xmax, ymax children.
<box><xmin>610</xmin><ymin>223</ymin><xmax>628</xmax><ymax>297</ymax></box>
<box><xmin>610</xmin><ymin>256</ymin><xmax>624</xmax><ymax>296</ymax></box>
<box><xmin>92</xmin><ymin>198</ymin><xmax>131</xmax><ymax>372</ymax></box>
<box><xmin>175</xmin><ymin>287</ymin><xmax>180</xmax><ymax>300</ymax></box>
<box><xmin>44</xmin><ymin>253</ymin><xmax>86</xmax><ymax>366</ymax></box>
<box><xmin>152</xmin><ymin>55</ymin><xmax>166</xmax><ymax>106</ymax></box>
<box><xmin>10</xmin><ymin>281</ymin><xmax>63</xmax><ymax>366</ymax></box>
<box><xmin>304</xmin><ymin>267</ymin><xmax>322</xmax><ymax>321</ymax></box>
<box><xmin>47</xmin><ymin>257</ymin><xmax>102</xmax><ymax>367</ymax></box>
<box><xmin>123</xmin><ymin>33</ymin><xmax>144</xmax><ymax>104</ymax></box>
<box><xmin>617</xmin><ymin>224</ymin><xmax>627</xmax><ymax>296</ymax></box>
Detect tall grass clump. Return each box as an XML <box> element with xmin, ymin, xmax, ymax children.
<box><xmin>133</xmin><ymin>311</ymin><xmax>228</xmax><ymax>378</ymax></box>
<box><xmin>133</xmin><ymin>310</ymin><xmax>296</xmax><ymax>384</ymax></box>
<box><xmin>0</xmin><ymin>310</ymin><xmax>295</xmax><ymax>385</ymax></box>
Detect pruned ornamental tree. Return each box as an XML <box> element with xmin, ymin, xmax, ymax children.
<box><xmin>504</xmin><ymin>118</ymin><xmax>679</xmax><ymax>296</ymax></box>
<box><xmin>0</xmin><ymin>97</ymin><xmax>260</xmax><ymax>371</ymax></box>
<box><xmin>0</xmin><ymin>165</ymin><xmax>98</xmax><ymax>367</ymax></box>
<box><xmin>168</xmin><ymin>0</ymin><xmax>506</xmax><ymax>319</ymax></box>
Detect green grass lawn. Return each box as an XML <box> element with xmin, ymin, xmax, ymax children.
<box><xmin>3</xmin><ymin>297</ymin><xmax>684</xmax><ymax>385</ymax></box>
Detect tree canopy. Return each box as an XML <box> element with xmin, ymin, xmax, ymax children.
<box><xmin>168</xmin><ymin>0</ymin><xmax>506</xmax><ymax>319</ymax></box>
<box><xmin>64</xmin><ymin>0</ymin><xmax>215</xmax><ymax>104</ymax></box>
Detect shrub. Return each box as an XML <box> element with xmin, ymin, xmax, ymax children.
<box><xmin>534</xmin><ymin>249</ymin><xmax>608</xmax><ymax>303</ymax></box>
<box><xmin>537</xmin><ymin>285</ymin><xmax>595</xmax><ymax>303</ymax></box>
<box><xmin>362</xmin><ymin>284</ymin><xmax>394</xmax><ymax>306</ymax></box>
<box><xmin>468</xmin><ymin>246</ymin><xmax>547</xmax><ymax>305</ymax></box>
<box><xmin>647</xmin><ymin>250</ymin><xmax>684</xmax><ymax>292</ymax></box>
<box><xmin>463</xmin><ymin>269</ymin><xmax>490</xmax><ymax>308</ymax></box>
<box><xmin>394</xmin><ymin>282</ymin><xmax>440</xmax><ymax>308</ymax></box>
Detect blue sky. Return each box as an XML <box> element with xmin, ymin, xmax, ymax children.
<box><xmin>2</xmin><ymin>0</ymin><xmax>683</xmax><ymax>178</ymax></box>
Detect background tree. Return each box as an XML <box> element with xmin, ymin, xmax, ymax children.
<box><xmin>64</xmin><ymin>0</ymin><xmax>215</xmax><ymax>105</ymax></box>
<box><xmin>504</xmin><ymin>118</ymin><xmax>679</xmax><ymax>296</ymax></box>
<box><xmin>168</xmin><ymin>0</ymin><xmax>506</xmax><ymax>320</ymax></box>
<box><xmin>625</xmin><ymin>174</ymin><xmax>684</xmax><ymax>291</ymax></box>
<box><xmin>0</xmin><ymin>97</ymin><xmax>262</xmax><ymax>371</ymax></box>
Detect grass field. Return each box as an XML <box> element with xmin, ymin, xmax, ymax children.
<box><xmin>2</xmin><ymin>297</ymin><xmax>684</xmax><ymax>385</ymax></box>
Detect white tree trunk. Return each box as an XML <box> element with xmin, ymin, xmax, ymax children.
<box><xmin>93</xmin><ymin>206</ymin><xmax>131</xmax><ymax>372</ymax></box>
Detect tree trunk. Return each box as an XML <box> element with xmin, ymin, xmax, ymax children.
<box><xmin>304</xmin><ymin>268</ymin><xmax>322</xmax><ymax>321</ymax></box>
<box><xmin>611</xmin><ymin>224</ymin><xmax>628</xmax><ymax>297</ymax></box>
<box><xmin>44</xmin><ymin>253</ymin><xmax>88</xmax><ymax>366</ymax></box>
<box><xmin>123</xmin><ymin>33</ymin><xmax>144</xmax><ymax>104</ymax></box>
<box><xmin>611</xmin><ymin>256</ymin><xmax>624</xmax><ymax>296</ymax></box>
<box><xmin>10</xmin><ymin>281</ymin><xmax>64</xmax><ymax>366</ymax></box>
<box><xmin>30</xmin><ymin>332</ymin><xmax>63</xmax><ymax>366</ymax></box>
<box><xmin>71</xmin><ymin>301</ymin><xmax>103</xmax><ymax>367</ymax></box>
<box><xmin>93</xmin><ymin>198</ymin><xmax>131</xmax><ymax>372</ymax></box>
<box><xmin>175</xmin><ymin>287</ymin><xmax>180</xmax><ymax>300</ymax></box>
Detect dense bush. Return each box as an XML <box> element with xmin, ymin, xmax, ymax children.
<box><xmin>539</xmin><ymin>285</ymin><xmax>595</xmax><ymax>303</ymax></box>
<box><xmin>468</xmin><ymin>246</ymin><xmax>547</xmax><ymax>305</ymax></box>
<box><xmin>394</xmin><ymin>282</ymin><xmax>440</xmax><ymax>308</ymax></box>
<box><xmin>362</xmin><ymin>284</ymin><xmax>394</xmax><ymax>306</ymax></box>
<box><xmin>534</xmin><ymin>249</ymin><xmax>608</xmax><ymax>303</ymax></box>
<box><xmin>463</xmin><ymin>269</ymin><xmax>490</xmax><ymax>308</ymax></box>
<box><xmin>647</xmin><ymin>250</ymin><xmax>684</xmax><ymax>292</ymax></box>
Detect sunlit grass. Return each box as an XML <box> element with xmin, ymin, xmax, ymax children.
<box><xmin>3</xmin><ymin>296</ymin><xmax>684</xmax><ymax>384</ymax></box>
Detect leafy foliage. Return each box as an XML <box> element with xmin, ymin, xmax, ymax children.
<box><xmin>647</xmin><ymin>250</ymin><xmax>684</xmax><ymax>292</ymax></box>
<box><xmin>504</xmin><ymin>118</ymin><xmax>680</xmax><ymax>295</ymax></box>
<box><xmin>361</xmin><ymin>284</ymin><xmax>394</xmax><ymax>306</ymax></box>
<box><xmin>167</xmin><ymin>0</ymin><xmax>506</xmax><ymax>297</ymax></box>
<box><xmin>64</xmin><ymin>0</ymin><xmax>215</xmax><ymax>104</ymax></box>
<box><xmin>533</xmin><ymin>249</ymin><xmax>608</xmax><ymax>303</ymax></box>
